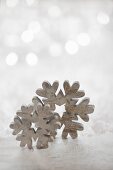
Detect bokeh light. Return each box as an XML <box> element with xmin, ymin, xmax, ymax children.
<box><xmin>49</xmin><ymin>43</ymin><xmax>62</xmax><ymax>57</ymax></box>
<box><xmin>48</xmin><ymin>5</ymin><xmax>62</xmax><ymax>18</ymax></box>
<box><xmin>6</xmin><ymin>0</ymin><xmax>19</xmax><ymax>8</ymax></box>
<box><xmin>77</xmin><ymin>33</ymin><xmax>91</xmax><ymax>46</ymax></box>
<box><xmin>5</xmin><ymin>52</ymin><xmax>18</xmax><ymax>66</ymax></box>
<box><xmin>21</xmin><ymin>30</ymin><xmax>34</xmax><ymax>43</ymax></box>
<box><xmin>26</xmin><ymin>53</ymin><xmax>38</xmax><ymax>66</ymax></box>
<box><xmin>28</xmin><ymin>21</ymin><xmax>41</xmax><ymax>35</ymax></box>
<box><xmin>65</xmin><ymin>40</ymin><xmax>79</xmax><ymax>55</ymax></box>
<box><xmin>97</xmin><ymin>12</ymin><xmax>110</xmax><ymax>25</ymax></box>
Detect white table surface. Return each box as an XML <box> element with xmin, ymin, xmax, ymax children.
<box><xmin>0</xmin><ymin>132</ymin><xmax>113</xmax><ymax>170</ymax></box>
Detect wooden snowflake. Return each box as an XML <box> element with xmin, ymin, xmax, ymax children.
<box><xmin>10</xmin><ymin>80</ymin><xmax>95</xmax><ymax>149</ymax></box>
<box><xmin>10</xmin><ymin>99</ymin><xmax>60</xmax><ymax>149</ymax></box>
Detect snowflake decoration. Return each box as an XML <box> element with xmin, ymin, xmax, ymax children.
<box><xmin>10</xmin><ymin>80</ymin><xmax>95</xmax><ymax>149</ymax></box>
<box><xmin>10</xmin><ymin>101</ymin><xmax>60</xmax><ymax>149</ymax></box>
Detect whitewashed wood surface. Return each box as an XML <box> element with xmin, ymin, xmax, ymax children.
<box><xmin>0</xmin><ymin>133</ymin><xmax>113</xmax><ymax>170</ymax></box>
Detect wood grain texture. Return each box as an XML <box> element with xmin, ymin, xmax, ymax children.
<box><xmin>10</xmin><ymin>99</ymin><xmax>60</xmax><ymax>149</ymax></box>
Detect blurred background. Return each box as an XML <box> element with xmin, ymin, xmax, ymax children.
<box><xmin>0</xmin><ymin>0</ymin><xmax>113</xmax><ymax>138</ymax></box>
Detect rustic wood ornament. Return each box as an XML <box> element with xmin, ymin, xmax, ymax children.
<box><xmin>10</xmin><ymin>80</ymin><xmax>95</xmax><ymax>149</ymax></box>
<box><xmin>10</xmin><ymin>98</ymin><xmax>60</xmax><ymax>149</ymax></box>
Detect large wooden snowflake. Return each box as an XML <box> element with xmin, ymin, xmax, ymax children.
<box><xmin>10</xmin><ymin>80</ymin><xmax>95</xmax><ymax>149</ymax></box>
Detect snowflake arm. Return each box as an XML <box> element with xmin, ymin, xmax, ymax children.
<box><xmin>62</xmin><ymin>121</ymin><xmax>84</xmax><ymax>139</ymax></box>
<box><xmin>35</xmin><ymin>128</ymin><xmax>50</xmax><ymax>149</ymax></box>
<box><xmin>66</xmin><ymin>98</ymin><xmax>95</xmax><ymax>122</ymax></box>
<box><xmin>16</xmin><ymin>128</ymin><xmax>35</xmax><ymax>149</ymax></box>
<box><xmin>16</xmin><ymin>105</ymin><xmax>33</xmax><ymax>120</ymax></box>
<box><xmin>63</xmin><ymin>80</ymin><xmax>85</xmax><ymax>100</ymax></box>
<box><xmin>10</xmin><ymin>116</ymin><xmax>31</xmax><ymax>135</ymax></box>
<box><xmin>36</xmin><ymin>81</ymin><xmax>59</xmax><ymax>110</ymax></box>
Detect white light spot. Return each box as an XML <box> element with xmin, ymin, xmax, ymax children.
<box><xmin>6</xmin><ymin>52</ymin><xmax>18</xmax><ymax>66</ymax></box>
<box><xmin>77</xmin><ymin>33</ymin><xmax>90</xmax><ymax>46</ymax></box>
<box><xmin>97</xmin><ymin>12</ymin><xmax>110</xmax><ymax>25</ymax></box>
<box><xmin>65</xmin><ymin>40</ymin><xmax>79</xmax><ymax>55</ymax></box>
<box><xmin>4</xmin><ymin>34</ymin><xmax>20</xmax><ymax>47</ymax></box>
<box><xmin>48</xmin><ymin>5</ymin><xmax>61</xmax><ymax>18</ymax></box>
<box><xmin>49</xmin><ymin>43</ymin><xmax>62</xmax><ymax>57</ymax></box>
<box><xmin>6</xmin><ymin>0</ymin><xmax>18</xmax><ymax>7</ymax></box>
<box><xmin>26</xmin><ymin>53</ymin><xmax>38</xmax><ymax>66</ymax></box>
<box><xmin>26</xmin><ymin>0</ymin><xmax>35</xmax><ymax>6</ymax></box>
<box><xmin>21</xmin><ymin>30</ymin><xmax>34</xmax><ymax>43</ymax></box>
<box><xmin>28</xmin><ymin>21</ymin><xmax>41</xmax><ymax>34</ymax></box>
